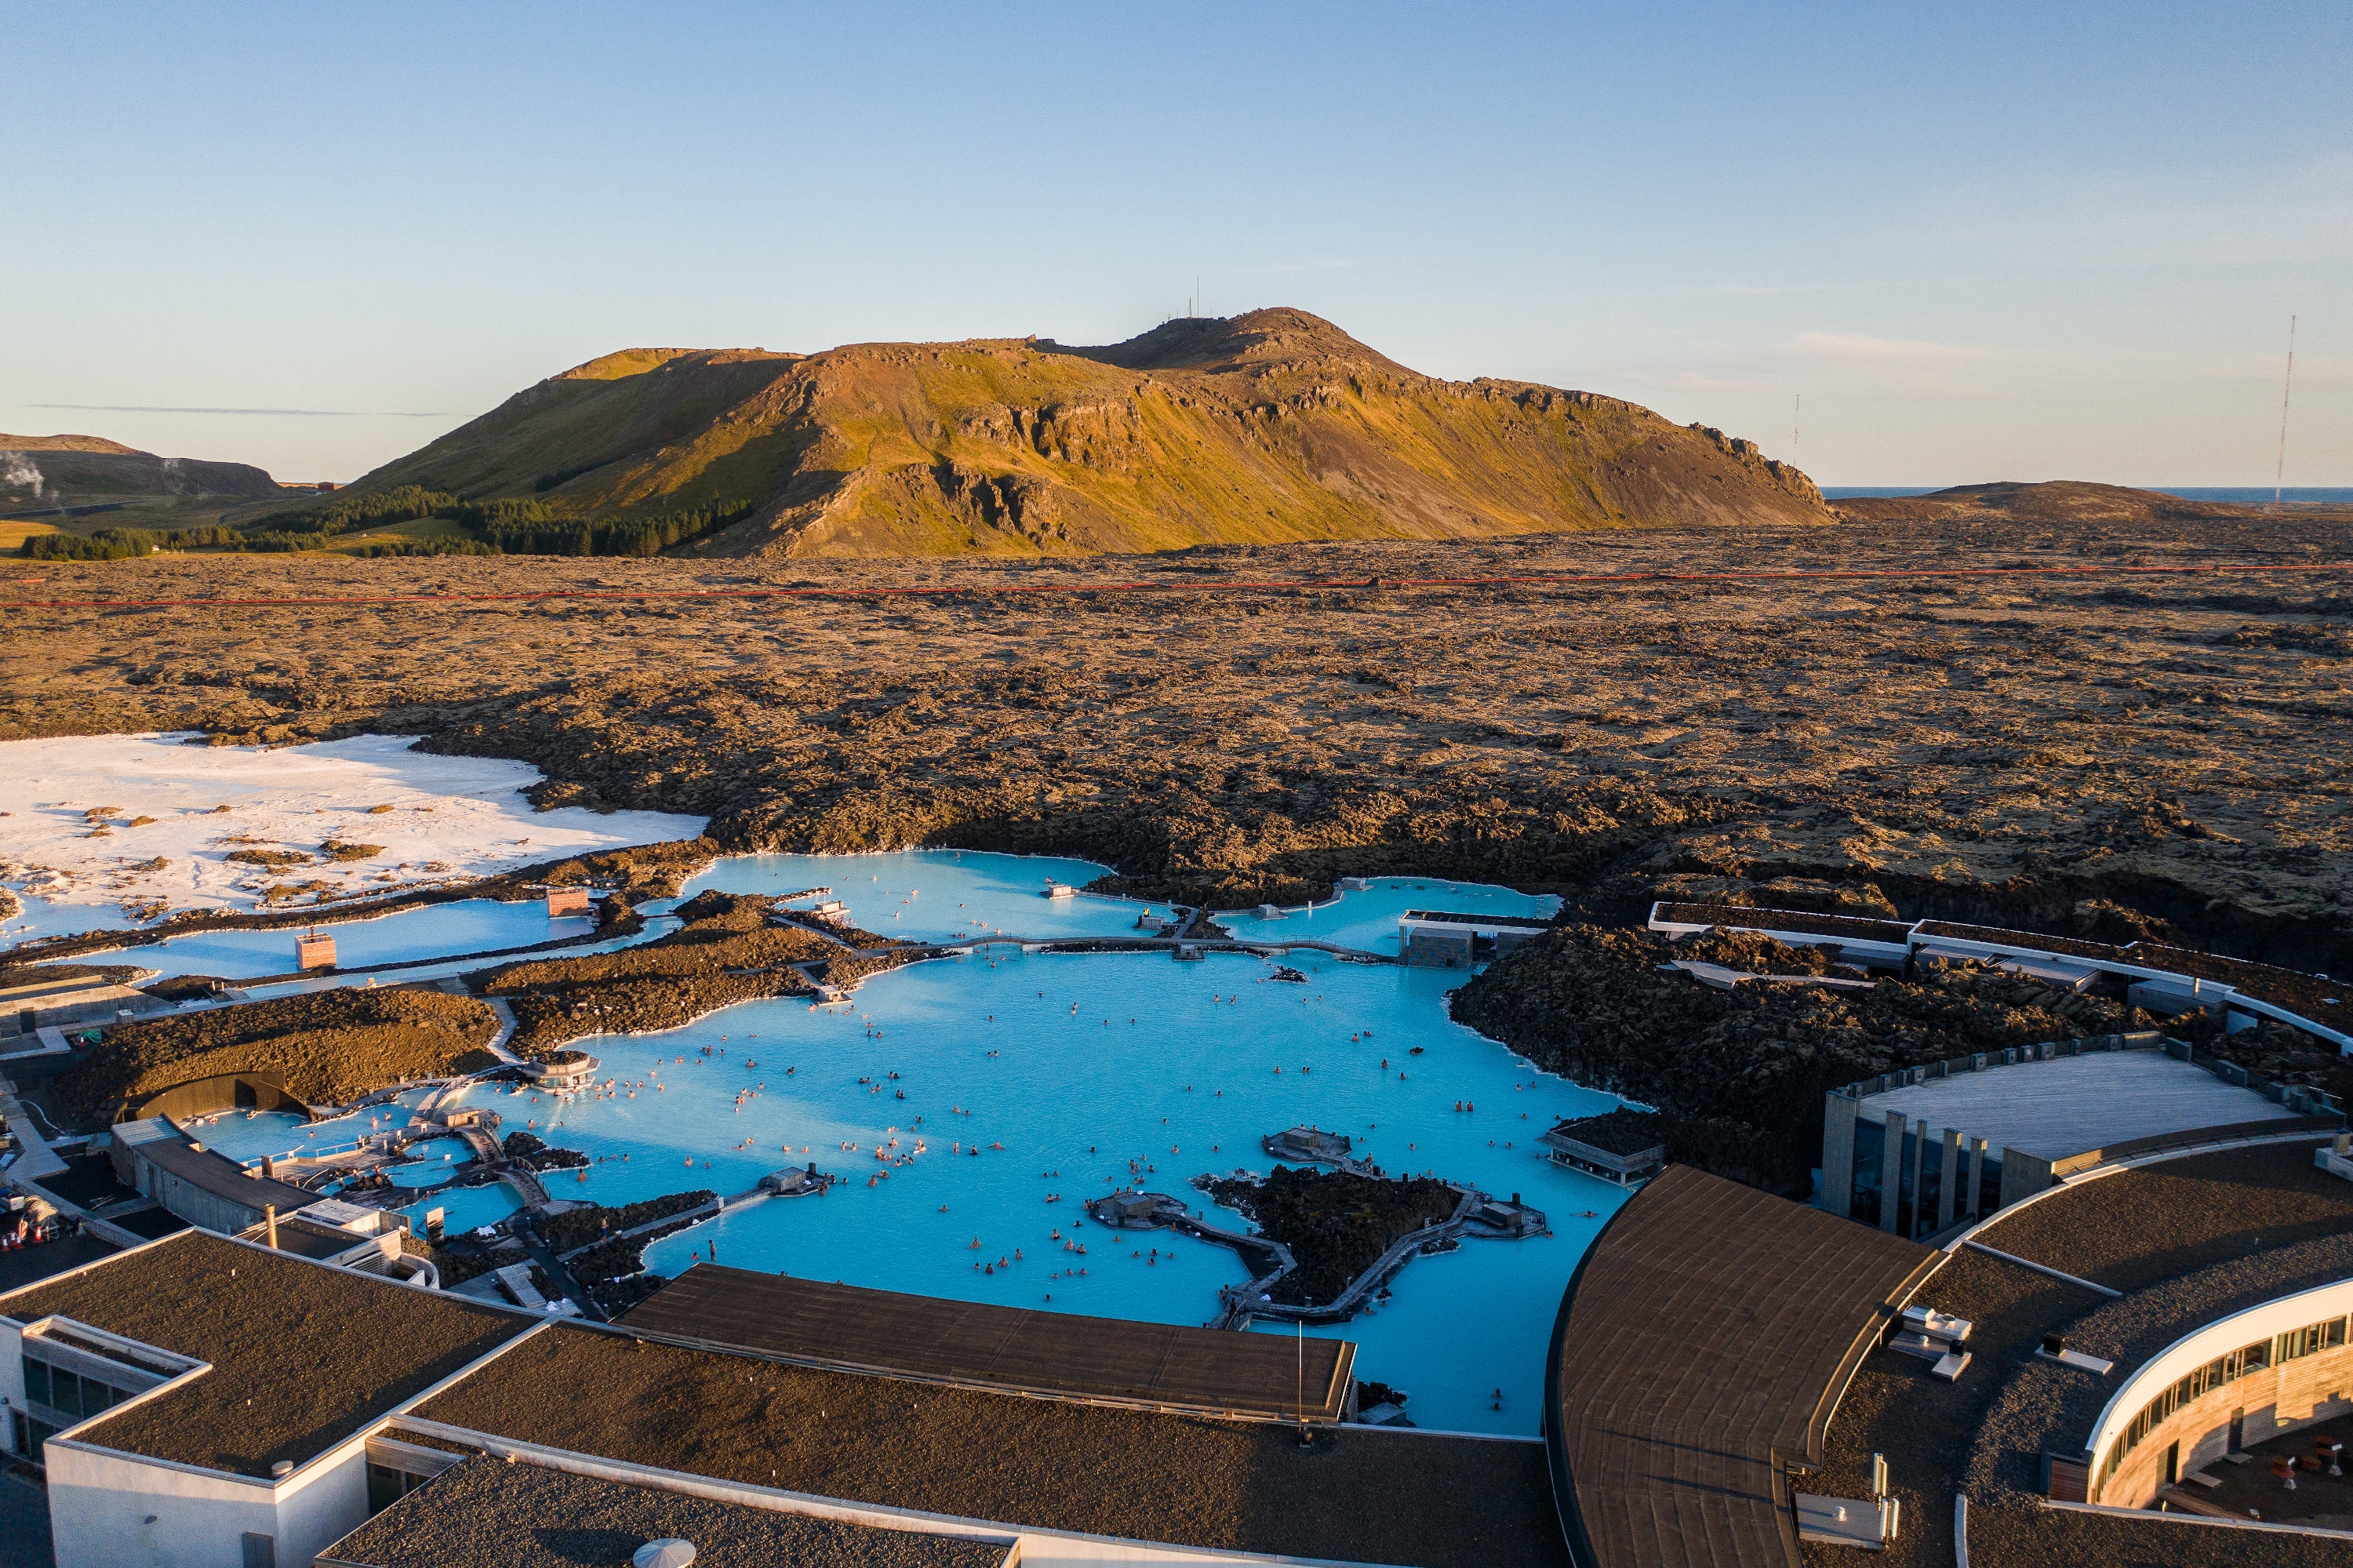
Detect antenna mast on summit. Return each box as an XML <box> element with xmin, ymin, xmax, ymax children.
<box><xmin>2275</xmin><ymin>315</ymin><xmax>2297</xmax><ymax>508</ymax></box>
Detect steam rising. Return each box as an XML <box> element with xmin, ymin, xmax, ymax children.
<box><xmin>1</xmin><ymin>453</ymin><xmax>42</xmax><ymax>497</ymax></box>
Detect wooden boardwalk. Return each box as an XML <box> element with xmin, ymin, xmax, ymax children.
<box><xmin>620</xmin><ymin>1265</ymin><xmax>1358</xmax><ymax>1424</ymax></box>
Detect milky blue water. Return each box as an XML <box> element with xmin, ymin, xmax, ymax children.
<box><xmin>422</xmin><ymin>947</ymin><xmax>1625</xmax><ymax>1435</ymax></box>
<box><xmin>60</xmin><ymin>898</ymin><xmax>606</xmax><ymax>980</ymax></box>
<box><xmin>1214</xmin><ymin>879</ymin><xmax>1561</xmax><ymax>958</ymax></box>
<box><xmin>184</xmin><ymin>1090</ymin><xmax>437</xmax><ymax>1164</ymax></box>
<box><xmin>674</xmin><ymin>850</ymin><xmax>1161</xmax><ymax>942</ymax></box>
<box><xmin>154</xmin><ymin>851</ymin><xmax>1613</xmax><ymax>1434</ymax></box>
<box><xmin>2</xmin><ymin>893</ymin><xmax>147</xmax><ymax>945</ymax></box>
<box><xmin>398</xmin><ymin>1182</ymin><xmax>526</xmax><ymax>1236</ymax></box>
<box><xmin>387</xmin><ymin>1138</ymin><xmax>473</xmax><ymax>1184</ymax></box>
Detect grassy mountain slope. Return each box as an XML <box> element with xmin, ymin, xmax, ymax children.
<box><xmin>349</xmin><ymin>309</ymin><xmax>1829</xmax><ymax>557</ymax></box>
<box><xmin>0</xmin><ymin>433</ymin><xmax>144</xmax><ymax>454</ymax></box>
<box><xmin>0</xmin><ymin>438</ymin><xmax>279</xmax><ymax>502</ymax></box>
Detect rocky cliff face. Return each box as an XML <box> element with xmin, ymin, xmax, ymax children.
<box><xmin>344</xmin><ymin>308</ymin><xmax>1831</xmax><ymax>557</ymax></box>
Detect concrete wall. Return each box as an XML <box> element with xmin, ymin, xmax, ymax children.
<box><xmin>1402</xmin><ymin>931</ymin><xmax>1472</xmax><ymax>969</ymax></box>
<box><xmin>1820</xmin><ymin>1092</ymin><xmax>1857</xmax><ymax>1216</ymax></box>
<box><xmin>45</xmin><ymin>1427</ymin><xmax>374</xmax><ymax>1568</ymax></box>
<box><xmin>134</xmin><ymin>1163</ymin><xmax>265</xmax><ymax>1236</ymax></box>
<box><xmin>121</xmin><ymin>1073</ymin><xmax>310</xmax><ymax>1126</ymax></box>
<box><xmin>0</xmin><ymin>1317</ymin><xmax>26</xmax><ymax>1438</ymax></box>
<box><xmin>1996</xmin><ymin>1147</ymin><xmax>2054</xmax><ymax>1210</ymax></box>
<box><xmin>46</xmin><ymin>1442</ymin><xmax>282</xmax><ymax>1568</ymax></box>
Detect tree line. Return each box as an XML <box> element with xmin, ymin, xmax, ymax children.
<box><xmin>19</xmin><ymin>492</ymin><xmax>759</xmax><ymax>560</ymax></box>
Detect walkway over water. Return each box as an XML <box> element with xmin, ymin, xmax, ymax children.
<box><xmin>621</xmin><ymin>1264</ymin><xmax>1358</xmax><ymax>1424</ymax></box>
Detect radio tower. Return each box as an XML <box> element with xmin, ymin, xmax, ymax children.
<box><xmin>2274</xmin><ymin>316</ymin><xmax>2297</xmax><ymax>508</ymax></box>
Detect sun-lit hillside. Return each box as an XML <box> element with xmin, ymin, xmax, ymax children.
<box><xmin>344</xmin><ymin>308</ymin><xmax>1829</xmax><ymax>558</ymax></box>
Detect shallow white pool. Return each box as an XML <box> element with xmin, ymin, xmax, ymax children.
<box><xmin>675</xmin><ymin>849</ymin><xmax>1156</xmax><ymax>943</ymax></box>
<box><xmin>1215</xmin><ymin>878</ymin><xmax>1562</xmax><ymax>956</ymax></box>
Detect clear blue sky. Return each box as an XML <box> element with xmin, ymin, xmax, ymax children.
<box><xmin>6</xmin><ymin>2</ymin><xmax>2347</xmax><ymax>486</ymax></box>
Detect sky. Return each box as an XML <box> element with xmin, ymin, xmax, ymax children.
<box><xmin>5</xmin><ymin>2</ymin><xmax>2348</xmax><ymax>486</ymax></box>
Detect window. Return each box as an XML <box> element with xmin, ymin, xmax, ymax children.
<box><xmin>19</xmin><ymin>1350</ymin><xmax>143</xmax><ymax>1429</ymax></box>
<box><xmin>366</xmin><ymin>1461</ymin><xmax>433</xmax><ymax>1516</ymax></box>
<box><xmin>1849</xmin><ymin>1119</ymin><xmax>1882</xmax><ymax>1225</ymax></box>
<box><xmin>2104</xmin><ymin>1317</ymin><xmax>2351</xmax><ymax>1485</ymax></box>
<box><xmin>2278</xmin><ymin>1317</ymin><xmax>2349</xmax><ymax>1364</ymax></box>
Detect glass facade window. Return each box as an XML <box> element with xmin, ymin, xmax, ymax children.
<box><xmin>18</xmin><ymin>1349</ymin><xmax>142</xmax><ymax>1433</ymax></box>
<box><xmin>1849</xmin><ymin>1119</ymin><xmax>1882</xmax><ymax>1226</ymax></box>
<box><xmin>2098</xmin><ymin>1313</ymin><xmax>2352</xmax><ymax>1493</ymax></box>
<box><xmin>2278</xmin><ymin>1318</ymin><xmax>2348</xmax><ymax>1363</ymax></box>
<box><xmin>366</xmin><ymin>1462</ymin><xmax>434</xmax><ymax>1515</ymax></box>
<box><xmin>1915</xmin><ymin>1137</ymin><xmax>1944</xmax><ymax>1239</ymax></box>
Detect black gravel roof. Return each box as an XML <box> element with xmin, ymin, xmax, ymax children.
<box><xmin>318</xmin><ymin>1453</ymin><xmax>1013</xmax><ymax>1568</ymax></box>
<box><xmin>0</xmin><ymin>1232</ymin><xmax>118</xmax><ymax>1297</ymax></box>
<box><xmin>0</xmin><ymin>1230</ymin><xmax>536</xmax><ymax>1478</ymax></box>
<box><xmin>1963</xmin><ymin>1231</ymin><xmax>2353</xmax><ymax>1505</ymax></box>
<box><xmin>415</xmin><ymin>1322</ymin><xmax>1569</xmax><ymax>1568</ymax></box>
<box><xmin>1800</xmin><ymin>1139</ymin><xmax>2353</xmax><ymax>1568</ymax></box>
<box><xmin>1971</xmin><ymin>1138</ymin><xmax>2351</xmax><ymax>1291</ymax></box>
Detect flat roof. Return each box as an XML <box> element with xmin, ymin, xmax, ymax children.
<box><xmin>620</xmin><ymin>1265</ymin><xmax>1353</xmax><ymax>1423</ymax></box>
<box><xmin>0</xmin><ymin>1230</ymin><xmax>536</xmax><ymax>1478</ymax></box>
<box><xmin>1808</xmin><ymin>1139</ymin><xmax>2353</xmax><ymax>1568</ymax></box>
<box><xmin>0</xmin><ymin>1232</ymin><xmax>120</xmax><ymax>1297</ymax></box>
<box><xmin>1547</xmin><ymin>1166</ymin><xmax>1940</xmax><ymax>1568</ymax></box>
<box><xmin>1972</xmin><ymin>1137</ymin><xmax>2351</xmax><ymax>1291</ymax></box>
<box><xmin>127</xmin><ymin>1130</ymin><xmax>323</xmax><ymax>1217</ymax></box>
<box><xmin>236</xmin><ymin>1214</ymin><xmax>374</xmax><ymax>1261</ymax></box>
<box><xmin>415</xmin><ymin>1322</ymin><xmax>1570</xmax><ymax>1568</ymax></box>
<box><xmin>1400</xmin><ymin>910</ymin><xmax>1554</xmax><ymax>930</ymax></box>
<box><xmin>319</xmin><ymin>1453</ymin><xmax>1013</xmax><ymax>1568</ymax></box>
<box><xmin>1653</xmin><ymin>901</ymin><xmax>1915</xmax><ymax>944</ymax></box>
<box><xmin>0</xmin><ymin>972</ymin><xmax>130</xmax><ymax>1003</ymax></box>
<box><xmin>1857</xmin><ymin>1050</ymin><xmax>2300</xmax><ymax>1161</ymax></box>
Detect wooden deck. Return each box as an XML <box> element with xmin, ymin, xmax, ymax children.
<box><xmin>1858</xmin><ymin>1049</ymin><xmax>2299</xmax><ymax>1161</ymax></box>
<box><xmin>1546</xmin><ymin>1166</ymin><xmax>1940</xmax><ymax>1568</ymax></box>
<box><xmin>620</xmin><ymin>1264</ymin><xmax>1356</xmax><ymax>1424</ymax></box>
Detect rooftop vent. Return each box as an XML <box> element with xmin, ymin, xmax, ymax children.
<box><xmin>633</xmin><ymin>1543</ymin><xmax>695</xmax><ymax>1568</ymax></box>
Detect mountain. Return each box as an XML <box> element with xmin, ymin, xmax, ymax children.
<box><xmin>0</xmin><ymin>432</ymin><xmax>144</xmax><ymax>454</ymax></box>
<box><xmin>1832</xmin><ymin>480</ymin><xmax>2352</xmax><ymax>524</ymax></box>
<box><xmin>346</xmin><ymin>308</ymin><xmax>1829</xmax><ymax>557</ymax></box>
<box><xmin>0</xmin><ymin>435</ymin><xmax>280</xmax><ymax>503</ymax></box>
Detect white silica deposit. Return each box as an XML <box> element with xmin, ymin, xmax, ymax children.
<box><xmin>0</xmin><ymin>732</ymin><xmax>707</xmax><ymax>940</ymax></box>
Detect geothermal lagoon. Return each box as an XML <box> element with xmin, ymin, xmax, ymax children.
<box><xmin>182</xmin><ymin>851</ymin><xmax>1614</xmax><ymax>1435</ymax></box>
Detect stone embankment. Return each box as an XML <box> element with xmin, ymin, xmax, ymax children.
<box><xmin>1450</xmin><ymin>925</ymin><xmax>2167</xmax><ymax>1194</ymax></box>
<box><xmin>1094</xmin><ymin>1166</ymin><xmax>1549</xmax><ymax>1329</ymax></box>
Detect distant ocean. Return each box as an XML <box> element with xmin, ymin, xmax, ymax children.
<box><xmin>1822</xmin><ymin>486</ymin><xmax>2353</xmax><ymax>504</ymax></box>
